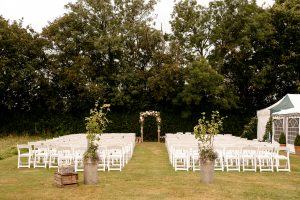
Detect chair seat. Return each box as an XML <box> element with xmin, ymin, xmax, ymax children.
<box><xmin>20</xmin><ymin>153</ymin><xmax>31</xmax><ymax>157</ymax></box>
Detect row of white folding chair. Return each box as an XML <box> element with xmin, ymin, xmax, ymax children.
<box><xmin>220</xmin><ymin>146</ymin><xmax>290</xmax><ymax>172</ymax></box>
<box><xmin>20</xmin><ymin>143</ymin><xmax>127</xmax><ymax>171</ymax></box>
<box><xmin>57</xmin><ymin>142</ymin><xmax>131</xmax><ymax>172</ymax></box>
<box><xmin>100</xmin><ymin>143</ymin><xmax>132</xmax><ymax>172</ymax></box>
<box><xmin>168</xmin><ymin>144</ymin><xmax>199</xmax><ymax>171</ymax></box>
<box><xmin>72</xmin><ymin>145</ymin><xmax>123</xmax><ymax>172</ymax></box>
<box><xmin>20</xmin><ymin>133</ymin><xmax>135</xmax><ymax>168</ymax></box>
<box><xmin>99</xmin><ymin>141</ymin><xmax>133</xmax><ymax>165</ymax></box>
<box><xmin>19</xmin><ymin>144</ymin><xmax>71</xmax><ymax>169</ymax></box>
<box><xmin>33</xmin><ymin>144</ymin><xmax>80</xmax><ymax>168</ymax></box>
<box><xmin>166</xmin><ymin>140</ymin><xmax>290</xmax><ymax>173</ymax></box>
<box><xmin>21</xmin><ymin>143</ymin><xmax>86</xmax><ymax>169</ymax></box>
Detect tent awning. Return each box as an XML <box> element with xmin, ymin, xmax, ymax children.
<box><xmin>272</xmin><ymin>107</ymin><xmax>300</xmax><ymax>116</ymax></box>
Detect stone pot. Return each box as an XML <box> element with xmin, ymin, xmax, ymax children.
<box><xmin>84</xmin><ymin>159</ymin><xmax>98</xmax><ymax>185</ymax></box>
<box><xmin>200</xmin><ymin>160</ymin><xmax>215</xmax><ymax>184</ymax></box>
<box><xmin>295</xmin><ymin>146</ymin><xmax>300</xmax><ymax>155</ymax></box>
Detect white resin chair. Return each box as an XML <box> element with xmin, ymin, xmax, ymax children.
<box><xmin>57</xmin><ymin>146</ymin><xmax>73</xmax><ymax>167</ymax></box>
<box><xmin>241</xmin><ymin>146</ymin><xmax>257</xmax><ymax>172</ymax></box>
<box><xmin>214</xmin><ymin>147</ymin><xmax>224</xmax><ymax>171</ymax></box>
<box><xmin>224</xmin><ymin>147</ymin><xmax>241</xmax><ymax>172</ymax></box>
<box><xmin>33</xmin><ymin>145</ymin><xmax>49</xmax><ymax>168</ymax></box>
<box><xmin>17</xmin><ymin>144</ymin><xmax>31</xmax><ymax>168</ymax></box>
<box><xmin>107</xmin><ymin>146</ymin><xmax>123</xmax><ymax>171</ymax></box>
<box><xmin>274</xmin><ymin>147</ymin><xmax>290</xmax><ymax>172</ymax></box>
<box><xmin>48</xmin><ymin>145</ymin><xmax>59</xmax><ymax>168</ymax></box>
<box><xmin>257</xmin><ymin>146</ymin><xmax>274</xmax><ymax>172</ymax></box>
<box><xmin>174</xmin><ymin>146</ymin><xmax>189</xmax><ymax>171</ymax></box>
<box><xmin>191</xmin><ymin>147</ymin><xmax>200</xmax><ymax>171</ymax></box>
<box><xmin>74</xmin><ymin>147</ymin><xmax>86</xmax><ymax>172</ymax></box>
<box><xmin>97</xmin><ymin>146</ymin><xmax>107</xmax><ymax>171</ymax></box>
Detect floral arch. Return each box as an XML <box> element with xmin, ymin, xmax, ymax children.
<box><xmin>139</xmin><ymin>111</ymin><xmax>161</xmax><ymax>142</ymax></box>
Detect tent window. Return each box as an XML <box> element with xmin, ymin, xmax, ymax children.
<box><xmin>274</xmin><ymin>119</ymin><xmax>284</xmax><ymax>142</ymax></box>
<box><xmin>288</xmin><ymin>118</ymin><xmax>299</xmax><ymax>144</ymax></box>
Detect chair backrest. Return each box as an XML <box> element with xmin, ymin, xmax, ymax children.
<box><xmin>257</xmin><ymin>146</ymin><xmax>274</xmax><ymax>156</ymax></box>
<box><xmin>57</xmin><ymin>146</ymin><xmax>73</xmax><ymax>156</ymax></box>
<box><xmin>17</xmin><ymin>144</ymin><xmax>31</xmax><ymax>155</ymax></box>
<box><xmin>241</xmin><ymin>146</ymin><xmax>257</xmax><ymax>155</ymax></box>
<box><xmin>106</xmin><ymin>145</ymin><xmax>123</xmax><ymax>155</ymax></box>
<box><xmin>274</xmin><ymin>146</ymin><xmax>290</xmax><ymax>156</ymax></box>
<box><xmin>34</xmin><ymin>145</ymin><xmax>48</xmax><ymax>154</ymax></box>
<box><xmin>73</xmin><ymin>147</ymin><xmax>86</xmax><ymax>157</ymax></box>
<box><xmin>224</xmin><ymin>147</ymin><xmax>241</xmax><ymax>156</ymax></box>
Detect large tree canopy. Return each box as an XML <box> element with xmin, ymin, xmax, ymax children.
<box><xmin>42</xmin><ymin>0</ymin><xmax>168</xmax><ymax>112</ymax></box>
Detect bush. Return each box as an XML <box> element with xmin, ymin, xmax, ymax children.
<box><xmin>279</xmin><ymin>132</ymin><xmax>286</xmax><ymax>144</ymax></box>
<box><xmin>294</xmin><ymin>135</ymin><xmax>300</xmax><ymax>146</ymax></box>
<box><xmin>0</xmin><ymin>109</ymin><xmax>249</xmax><ymax>139</ymax></box>
<box><xmin>241</xmin><ymin>116</ymin><xmax>257</xmax><ymax>140</ymax></box>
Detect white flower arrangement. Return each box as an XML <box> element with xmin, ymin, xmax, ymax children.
<box><xmin>140</xmin><ymin>111</ymin><xmax>161</xmax><ymax>124</ymax></box>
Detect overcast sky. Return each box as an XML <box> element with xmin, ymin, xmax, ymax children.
<box><xmin>0</xmin><ymin>0</ymin><xmax>274</xmax><ymax>33</ymax></box>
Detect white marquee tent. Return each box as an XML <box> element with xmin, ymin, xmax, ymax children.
<box><xmin>257</xmin><ymin>94</ymin><xmax>300</xmax><ymax>148</ymax></box>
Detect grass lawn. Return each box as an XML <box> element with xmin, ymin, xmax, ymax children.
<box><xmin>0</xmin><ymin>140</ymin><xmax>299</xmax><ymax>200</ymax></box>
<box><xmin>0</xmin><ymin>135</ymin><xmax>42</xmax><ymax>160</ymax></box>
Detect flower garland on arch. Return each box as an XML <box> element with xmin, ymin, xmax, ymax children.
<box><xmin>139</xmin><ymin>111</ymin><xmax>161</xmax><ymax>124</ymax></box>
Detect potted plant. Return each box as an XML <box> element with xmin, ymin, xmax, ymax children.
<box><xmin>193</xmin><ymin>111</ymin><xmax>224</xmax><ymax>184</ymax></box>
<box><xmin>279</xmin><ymin>132</ymin><xmax>286</xmax><ymax>147</ymax></box>
<box><xmin>294</xmin><ymin>135</ymin><xmax>300</xmax><ymax>155</ymax></box>
<box><xmin>84</xmin><ymin>100</ymin><xmax>110</xmax><ymax>185</ymax></box>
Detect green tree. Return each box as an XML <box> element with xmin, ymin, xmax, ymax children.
<box><xmin>147</xmin><ymin>63</ymin><xmax>184</xmax><ymax>104</ymax></box>
<box><xmin>177</xmin><ymin>58</ymin><xmax>237</xmax><ymax>112</ymax></box>
<box><xmin>171</xmin><ymin>0</ymin><xmax>212</xmax><ymax>63</ymax></box>
<box><xmin>0</xmin><ymin>16</ymin><xmax>49</xmax><ymax>111</ymax></box>
<box><xmin>42</xmin><ymin>0</ymin><xmax>166</xmax><ymax>112</ymax></box>
<box><xmin>207</xmin><ymin>0</ymin><xmax>276</xmax><ymax>112</ymax></box>
<box><xmin>260</xmin><ymin>0</ymin><xmax>300</xmax><ymax>101</ymax></box>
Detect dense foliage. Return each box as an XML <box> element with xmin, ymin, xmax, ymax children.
<box><xmin>1</xmin><ymin>0</ymin><xmax>300</xmax><ymax>139</ymax></box>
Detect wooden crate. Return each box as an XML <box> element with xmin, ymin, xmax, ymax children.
<box><xmin>54</xmin><ymin>172</ymin><xmax>78</xmax><ymax>187</ymax></box>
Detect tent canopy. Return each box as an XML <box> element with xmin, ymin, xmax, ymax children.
<box><xmin>272</xmin><ymin>94</ymin><xmax>300</xmax><ymax>116</ymax></box>
<box><xmin>257</xmin><ymin>94</ymin><xmax>300</xmax><ymax>140</ymax></box>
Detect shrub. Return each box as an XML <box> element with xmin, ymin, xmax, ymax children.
<box><xmin>294</xmin><ymin>135</ymin><xmax>300</xmax><ymax>146</ymax></box>
<box><xmin>241</xmin><ymin>116</ymin><xmax>257</xmax><ymax>140</ymax></box>
<box><xmin>279</xmin><ymin>132</ymin><xmax>286</xmax><ymax>144</ymax></box>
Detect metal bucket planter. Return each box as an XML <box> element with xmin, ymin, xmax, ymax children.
<box><xmin>84</xmin><ymin>159</ymin><xmax>98</xmax><ymax>185</ymax></box>
<box><xmin>200</xmin><ymin>160</ymin><xmax>214</xmax><ymax>184</ymax></box>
